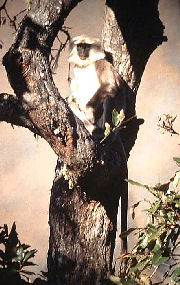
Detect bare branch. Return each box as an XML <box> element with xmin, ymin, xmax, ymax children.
<box><xmin>0</xmin><ymin>0</ymin><xmax>7</xmax><ymax>11</ymax></box>
<box><xmin>0</xmin><ymin>0</ymin><xmax>26</xmax><ymax>32</ymax></box>
<box><xmin>50</xmin><ymin>27</ymin><xmax>71</xmax><ymax>72</ymax></box>
<box><xmin>0</xmin><ymin>39</ymin><xmax>3</xmax><ymax>49</ymax></box>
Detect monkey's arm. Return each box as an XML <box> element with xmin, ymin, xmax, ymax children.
<box><xmin>94</xmin><ymin>59</ymin><xmax>127</xmax><ymax>114</ymax></box>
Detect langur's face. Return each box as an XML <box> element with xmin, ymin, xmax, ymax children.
<box><xmin>77</xmin><ymin>43</ymin><xmax>91</xmax><ymax>60</ymax></box>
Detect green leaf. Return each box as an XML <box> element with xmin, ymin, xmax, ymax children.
<box><xmin>173</xmin><ymin>171</ymin><xmax>180</xmax><ymax>188</ymax></box>
<box><xmin>171</xmin><ymin>266</ymin><xmax>180</xmax><ymax>282</ymax></box>
<box><xmin>148</xmin><ymin>225</ymin><xmax>165</xmax><ymax>242</ymax></box>
<box><xmin>20</xmin><ymin>269</ymin><xmax>35</xmax><ymax>275</ymax></box>
<box><xmin>151</xmin><ymin>200</ymin><xmax>161</xmax><ymax>214</ymax></box>
<box><xmin>140</xmin><ymin>234</ymin><xmax>149</xmax><ymax>248</ymax></box>
<box><xmin>126</xmin><ymin>179</ymin><xmax>161</xmax><ymax>197</ymax></box>
<box><xmin>16</xmin><ymin>246</ymin><xmax>25</xmax><ymax>262</ymax></box>
<box><xmin>152</xmin><ymin>249</ymin><xmax>169</xmax><ymax>266</ymax></box>
<box><xmin>167</xmin><ymin>211</ymin><xmax>174</xmax><ymax>223</ymax></box>
<box><xmin>4</xmin><ymin>224</ymin><xmax>8</xmax><ymax>236</ymax></box>
<box><xmin>130</xmin><ymin>258</ymin><xmax>149</xmax><ymax>273</ymax></box>
<box><xmin>22</xmin><ymin>249</ymin><xmax>37</xmax><ymax>263</ymax></box>
<box><xmin>154</xmin><ymin>182</ymin><xmax>170</xmax><ymax>192</ymax></box>
<box><xmin>157</xmin><ymin>256</ymin><xmax>169</xmax><ymax>266</ymax></box>
<box><xmin>160</xmin><ymin>231</ymin><xmax>167</xmax><ymax>243</ymax></box>
<box><xmin>148</xmin><ymin>224</ymin><xmax>158</xmax><ymax>234</ymax></box>
<box><xmin>173</xmin><ymin>157</ymin><xmax>180</xmax><ymax>167</ymax></box>
<box><xmin>22</xmin><ymin>261</ymin><xmax>37</xmax><ymax>267</ymax></box>
<box><xmin>130</xmin><ymin>201</ymin><xmax>142</xmax><ymax>219</ymax></box>
<box><xmin>6</xmin><ymin>222</ymin><xmax>18</xmax><ymax>258</ymax></box>
<box><xmin>21</xmin><ymin>244</ymin><xmax>31</xmax><ymax>250</ymax></box>
<box><xmin>153</xmin><ymin>242</ymin><xmax>161</xmax><ymax>253</ymax></box>
<box><xmin>104</xmin><ymin>122</ymin><xmax>111</xmax><ymax>137</ymax></box>
<box><xmin>152</xmin><ymin>250</ymin><xmax>162</xmax><ymax>266</ymax></box>
<box><xmin>126</xmin><ymin>179</ymin><xmax>146</xmax><ymax>188</ymax></box>
<box><xmin>172</xmin><ymin>228</ymin><xmax>180</xmax><ymax>245</ymax></box>
<box><xmin>120</xmin><ymin>228</ymin><xmax>137</xmax><ymax>239</ymax></box>
<box><xmin>12</xmin><ymin>256</ymin><xmax>20</xmax><ymax>263</ymax></box>
<box><xmin>112</xmin><ymin>109</ymin><xmax>120</xmax><ymax>126</ymax></box>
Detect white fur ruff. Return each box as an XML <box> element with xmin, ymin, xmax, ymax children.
<box><xmin>71</xmin><ymin>63</ymin><xmax>100</xmax><ymax>109</ymax></box>
<box><xmin>68</xmin><ymin>35</ymin><xmax>106</xmax><ymax>134</ymax></box>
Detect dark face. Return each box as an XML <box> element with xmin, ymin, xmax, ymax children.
<box><xmin>77</xmin><ymin>43</ymin><xmax>91</xmax><ymax>60</ymax></box>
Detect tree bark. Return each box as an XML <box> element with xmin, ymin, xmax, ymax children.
<box><xmin>101</xmin><ymin>3</ymin><xmax>166</xmax><ymax>267</ymax></box>
<box><xmin>1</xmin><ymin>0</ymin><xmax>166</xmax><ymax>284</ymax></box>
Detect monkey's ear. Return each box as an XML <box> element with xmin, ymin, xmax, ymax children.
<box><xmin>69</xmin><ymin>39</ymin><xmax>75</xmax><ymax>52</ymax></box>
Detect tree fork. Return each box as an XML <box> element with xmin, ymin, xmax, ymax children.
<box><xmin>1</xmin><ymin>0</ymin><xmax>167</xmax><ymax>284</ymax></box>
<box><xmin>2</xmin><ymin>0</ymin><xmax>126</xmax><ymax>283</ymax></box>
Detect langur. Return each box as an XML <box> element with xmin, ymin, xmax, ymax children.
<box><xmin>68</xmin><ymin>35</ymin><xmax>126</xmax><ymax>140</ymax></box>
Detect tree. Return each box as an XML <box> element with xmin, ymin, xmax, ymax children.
<box><xmin>0</xmin><ymin>0</ymin><xmax>166</xmax><ymax>284</ymax></box>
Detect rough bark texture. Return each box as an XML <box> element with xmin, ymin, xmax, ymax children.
<box><xmin>102</xmin><ymin>0</ymin><xmax>166</xmax><ymax>93</ymax></box>
<box><xmin>48</xmin><ymin>141</ymin><xmax>127</xmax><ymax>283</ymax></box>
<box><xmin>101</xmin><ymin>4</ymin><xmax>166</xmax><ymax>266</ymax></box>
<box><xmin>102</xmin><ymin>0</ymin><xmax>166</xmax><ymax>154</ymax></box>
<box><xmin>1</xmin><ymin>0</ymin><xmax>166</xmax><ymax>284</ymax></box>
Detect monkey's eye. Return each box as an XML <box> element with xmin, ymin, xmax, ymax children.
<box><xmin>77</xmin><ymin>43</ymin><xmax>90</xmax><ymax>49</ymax></box>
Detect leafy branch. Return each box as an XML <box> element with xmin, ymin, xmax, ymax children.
<box><xmin>50</xmin><ymin>27</ymin><xmax>71</xmax><ymax>72</ymax></box>
<box><xmin>157</xmin><ymin>114</ymin><xmax>179</xmax><ymax>136</ymax></box>
<box><xmin>101</xmin><ymin>109</ymin><xmax>137</xmax><ymax>144</ymax></box>
<box><xmin>109</xmin><ymin>157</ymin><xmax>180</xmax><ymax>284</ymax></box>
<box><xmin>0</xmin><ymin>222</ymin><xmax>46</xmax><ymax>284</ymax></box>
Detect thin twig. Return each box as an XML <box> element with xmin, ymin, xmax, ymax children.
<box><xmin>0</xmin><ymin>0</ymin><xmax>26</xmax><ymax>32</ymax></box>
<box><xmin>0</xmin><ymin>0</ymin><xmax>7</xmax><ymax>11</ymax></box>
<box><xmin>50</xmin><ymin>27</ymin><xmax>71</xmax><ymax>72</ymax></box>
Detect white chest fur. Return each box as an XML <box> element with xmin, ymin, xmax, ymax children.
<box><xmin>71</xmin><ymin>63</ymin><xmax>100</xmax><ymax>109</ymax></box>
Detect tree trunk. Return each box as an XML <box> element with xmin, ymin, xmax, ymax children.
<box><xmin>0</xmin><ymin>0</ymin><xmax>166</xmax><ymax>284</ymax></box>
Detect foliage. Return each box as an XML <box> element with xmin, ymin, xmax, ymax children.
<box><xmin>0</xmin><ymin>222</ymin><xmax>39</xmax><ymax>284</ymax></box>
<box><xmin>104</xmin><ymin>109</ymin><xmax>125</xmax><ymax>138</ymax></box>
<box><xmin>109</xmin><ymin>157</ymin><xmax>180</xmax><ymax>285</ymax></box>
<box><xmin>157</xmin><ymin>113</ymin><xmax>179</xmax><ymax>135</ymax></box>
<box><xmin>102</xmin><ymin>108</ymin><xmax>137</xmax><ymax>145</ymax></box>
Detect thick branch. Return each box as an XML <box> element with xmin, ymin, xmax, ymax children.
<box><xmin>12</xmin><ymin>0</ymin><xmax>83</xmax><ymax>52</ymax></box>
<box><xmin>2</xmin><ymin>0</ymin><xmax>103</xmax><ymax>184</ymax></box>
<box><xmin>1</xmin><ymin>0</ymin><xmax>132</xmax><ymax>185</ymax></box>
<box><xmin>0</xmin><ymin>93</ymin><xmax>40</xmax><ymax>135</ymax></box>
<box><xmin>102</xmin><ymin>0</ymin><xmax>167</xmax><ymax>93</ymax></box>
<box><xmin>1</xmin><ymin>1</ymin><xmax>129</xmax><ymax>283</ymax></box>
<box><xmin>102</xmin><ymin>0</ymin><xmax>166</xmax><ymax>157</ymax></box>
